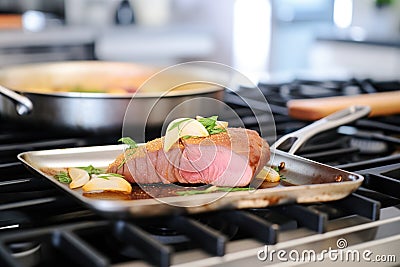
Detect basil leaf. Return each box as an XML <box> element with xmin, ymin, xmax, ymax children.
<box><xmin>97</xmin><ymin>173</ymin><xmax>124</xmax><ymax>180</ymax></box>
<box><xmin>208</xmin><ymin>128</ymin><xmax>226</xmax><ymax>135</ymax></box>
<box><xmin>272</xmin><ymin>166</ymin><xmax>286</xmax><ymax>180</ymax></box>
<box><xmin>196</xmin><ymin>116</ymin><xmax>227</xmax><ymax>136</ymax></box>
<box><xmin>55</xmin><ymin>171</ymin><xmax>72</xmax><ymax>184</ymax></box>
<box><xmin>197</xmin><ymin>116</ymin><xmax>218</xmax><ymax>131</ymax></box>
<box><xmin>118</xmin><ymin>137</ymin><xmax>138</xmax><ymax>150</ymax></box>
<box><xmin>176</xmin><ymin>186</ymin><xmax>253</xmax><ymax>196</ymax></box>
<box><xmin>78</xmin><ymin>165</ymin><xmax>103</xmax><ymax>175</ymax></box>
<box><xmin>117</xmin><ymin>137</ymin><xmax>139</xmax><ymax>169</ymax></box>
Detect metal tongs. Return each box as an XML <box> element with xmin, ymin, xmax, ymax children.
<box><xmin>271</xmin><ymin>105</ymin><xmax>371</xmax><ymax>154</ymax></box>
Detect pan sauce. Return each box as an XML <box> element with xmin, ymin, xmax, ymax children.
<box><xmin>82</xmin><ymin>183</ymin><xmax>282</xmax><ymax>201</ymax></box>
<box><xmin>81</xmin><ymin>173</ymin><xmax>349</xmax><ymax>201</ymax></box>
<box><xmin>41</xmin><ymin>160</ymin><xmax>349</xmax><ymax>202</ymax></box>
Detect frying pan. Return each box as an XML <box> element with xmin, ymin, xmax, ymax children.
<box><xmin>18</xmin><ymin>106</ymin><xmax>371</xmax><ymax>218</ymax></box>
<box><xmin>0</xmin><ymin>61</ymin><xmax>225</xmax><ymax>134</ymax></box>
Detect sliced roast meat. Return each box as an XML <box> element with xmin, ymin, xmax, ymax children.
<box><xmin>107</xmin><ymin>128</ymin><xmax>270</xmax><ymax>187</ymax></box>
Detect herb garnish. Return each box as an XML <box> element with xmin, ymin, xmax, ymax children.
<box><xmin>168</xmin><ymin>116</ymin><xmax>227</xmax><ymax>136</ymax></box>
<box><xmin>78</xmin><ymin>165</ymin><xmax>103</xmax><ymax>175</ymax></box>
<box><xmin>118</xmin><ymin>137</ymin><xmax>138</xmax><ymax>150</ymax></box>
<box><xmin>197</xmin><ymin>116</ymin><xmax>226</xmax><ymax>135</ymax></box>
<box><xmin>118</xmin><ymin>137</ymin><xmax>139</xmax><ymax>169</ymax></box>
<box><xmin>176</xmin><ymin>186</ymin><xmax>253</xmax><ymax>196</ymax></box>
<box><xmin>54</xmin><ymin>169</ymin><xmax>124</xmax><ymax>184</ymax></box>
<box><xmin>96</xmin><ymin>173</ymin><xmax>125</xmax><ymax>180</ymax></box>
<box><xmin>54</xmin><ymin>171</ymin><xmax>72</xmax><ymax>184</ymax></box>
<box><xmin>272</xmin><ymin>166</ymin><xmax>286</xmax><ymax>180</ymax></box>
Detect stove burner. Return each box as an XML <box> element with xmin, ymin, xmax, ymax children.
<box><xmin>141</xmin><ymin>223</ymin><xmax>190</xmax><ymax>245</ymax></box>
<box><xmin>0</xmin><ymin>211</ymin><xmax>31</xmax><ymax>231</ymax></box>
<box><xmin>9</xmin><ymin>241</ymin><xmax>41</xmax><ymax>267</ymax></box>
<box><xmin>349</xmin><ymin>138</ymin><xmax>389</xmax><ymax>155</ymax></box>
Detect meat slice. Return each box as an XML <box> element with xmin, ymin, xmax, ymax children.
<box><xmin>107</xmin><ymin>128</ymin><xmax>270</xmax><ymax>187</ymax></box>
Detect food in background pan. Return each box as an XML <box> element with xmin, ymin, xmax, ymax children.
<box><xmin>0</xmin><ymin>61</ymin><xmax>222</xmax><ymax>95</ymax></box>
<box><xmin>0</xmin><ymin>62</ymin><xmax>155</xmax><ymax>94</ymax></box>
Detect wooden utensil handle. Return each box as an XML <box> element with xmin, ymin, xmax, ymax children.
<box><xmin>287</xmin><ymin>91</ymin><xmax>400</xmax><ymax>121</ymax></box>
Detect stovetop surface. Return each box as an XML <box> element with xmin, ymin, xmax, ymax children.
<box><xmin>0</xmin><ymin>77</ymin><xmax>399</xmax><ymax>266</ymax></box>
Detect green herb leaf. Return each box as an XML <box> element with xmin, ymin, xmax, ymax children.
<box><xmin>54</xmin><ymin>171</ymin><xmax>72</xmax><ymax>184</ymax></box>
<box><xmin>78</xmin><ymin>165</ymin><xmax>103</xmax><ymax>175</ymax></box>
<box><xmin>117</xmin><ymin>137</ymin><xmax>139</xmax><ymax>169</ymax></box>
<box><xmin>208</xmin><ymin>127</ymin><xmax>226</xmax><ymax>135</ymax></box>
<box><xmin>196</xmin><ymin>116</ymin><xmax>227</xmax><ymax>135</ymax></box>
<box><xmin>117</xmin><ymin>149</ymin><xmax>138</xmax><ymax>169</ymax></box>
<box><xmin>118</xmin><ymin>159</ymin><xmax>126</xmax><ymax>170</ymax></box>
<box><xmin>197</xmin><ymin>115</ymin><xmax>218</xmax><ymax>129</ymax></box>
<box><xmin>272</xmin><ymin>166</ymin><xmax>286</xmax><ymax>180</ymax></box>
<box><xmin>118</xmin><ymin>137</ymin><xmax>138</xmax><ymax>150</ymax></box>
<box><xmin>96</xmin><ymin>173</ymin><xmax>125</xmax><ymax>180</ymax></box>
<box><xmin>176</xmin><ymin>186</ymin><xmax>253</xmax><ymax>196</ymax></box>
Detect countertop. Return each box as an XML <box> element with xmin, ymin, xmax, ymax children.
<box><xmin>0</xmin><ymin>25</ymin><xmax>215</xmax><ymax>64</ymax></box>
<box><xmin>0</xmin><ymin>26</ymin><xmax>97</xmax><ymax>48</ymax></box>
<box><xmin>315</xmin><ymin>28</ymin><xmax>400</xmax><ymax>48</ymax></box>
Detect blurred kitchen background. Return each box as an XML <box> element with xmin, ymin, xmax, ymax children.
<box><xmin>0</xmin><ymin>0</ymin><xmax>399</xmax><ymax>79</ymax></box>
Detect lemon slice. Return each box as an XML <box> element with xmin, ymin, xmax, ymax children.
<box><xmin>82</xmin><ymin>175</ymin><xmax>132</xmax><ymax>194</ymax></box>
<box><xmin>68</xmin><ymin>167</ymin><xmax>90</xmax><ymax>189</ymax></box>
<box><xmin>256</xmin><ymin>166</ymin><xmax>281</xmax><ymax>183</ymax></box>
<box><xmin>163</xmin><ymin>118</ymin><xmax>209</xmax><ymax>152</ymax></box>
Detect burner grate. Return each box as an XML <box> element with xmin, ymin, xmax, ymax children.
<box><xmin>273</xmin><ymin>205</ymin><xmax>327</xmax><ymax>233</ymax></box>
<box><xmin>357</xmin><ymin>163</ymin><xmax>400</xmax><ymax>203</ymax></box>
<box><xmin>0</xmin><ymin>185</ymin><xmax>384</xmax><ymax>267</ymax></box>
<box><xmin>0</xmin><ymin>77</ymin><xmax>399</xmax><ymax>266</ymax></box>
<box><xmin>227</xmin><ymin>79</ymin><xmax>400</xmax><ymax>168</ymax></box>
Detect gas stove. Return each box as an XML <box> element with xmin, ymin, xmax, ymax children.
<box><xmin>0</xmin><ymin>77</ymin><xmax>399</xmax><ymax>266</ymax></box>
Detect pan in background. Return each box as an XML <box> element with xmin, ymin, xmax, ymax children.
<box><xmin>0</xmin><ymin>61</ymin><xmax>226</xmax><ymax>135</ymax></box>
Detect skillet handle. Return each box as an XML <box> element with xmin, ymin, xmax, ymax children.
<box><xmin>271</xmin><ymin>105</ymin><xmax>371</xmax><ymax>154</ymax></box>
<box><xmin>0</xmin><ymin>85</ymin><xmax>33</xmax><ymax>115</ymax></box>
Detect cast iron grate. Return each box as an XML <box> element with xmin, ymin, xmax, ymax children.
<box><xmin>0</xmin><ymin>147</ymin><xmax>385</xmax><ymax>267</ymax></box>
<box><xmin>0</xmin><ymin>77</ymin><xmax>399</xmax><ymax>266</ymax></box>
<box><xmin>225</xmin><ymin>78</ymin><xmax>400</xmax><ymax>168</ymax></box>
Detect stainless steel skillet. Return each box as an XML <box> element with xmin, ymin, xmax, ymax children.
<box><xmin>17</xmin><ymin>106</ymin><xmax>371</xmax><ymax>218</ymax></box>
<box><xmin>0</xmin><ymin>61</ymin><xmax>224</xmax><ymax>134</ymax></box>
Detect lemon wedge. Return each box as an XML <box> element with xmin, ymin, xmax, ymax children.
<box><xmin>256</xmin><ymin>166</ymin><xmax>281</xmax><ymax>183</ymax></box>
<box><xmin>163</xmin><ymin>118</ymin><xmax>209</xmax><ymax>152</ymax></box>
<box><xmin>68</xmin><ymin>167</ymin><xmax>90</xmax><ymax>189</ymax></box>
<box><xmin>82</xmin><ymin>175</ymin><xmax>132</xmax><ymax>194</ymax></box>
